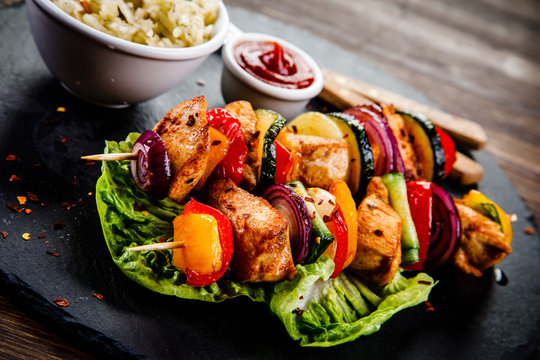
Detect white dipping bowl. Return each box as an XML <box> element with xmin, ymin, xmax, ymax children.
<box><xmin>26</xmin><ymin>0</ymin><xmax>229</xmax><ymax>108</ymax></box>
<box><xmin>221</xmin><ymin>32</ymin><xmax>323</xmax><ymax>120</ymax></box>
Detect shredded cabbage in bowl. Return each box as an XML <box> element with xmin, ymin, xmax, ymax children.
<box><xmin>50</xmin><ymin>0</ymin><xmax>220</xmax><ymax>48</ymax></box>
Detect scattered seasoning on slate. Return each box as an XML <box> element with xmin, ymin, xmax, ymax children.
<box><xmin>17</xmin><ymin>196</ymin><xmax>27</xmax><ymax>205</ymax></box>
<box><xmin>88</xmin><ymin>192</ymin><xmax>93</xmax><ymax>196</ymax></box>
<box><xmin>24</xmin><ymin>209</ymin><xmax>32</xmax><ymax>214</ymax></box>
<box><xmin>27</xmin><ymin>192</ymin><xmax>39</xmax><ymax>202</ymax></box>
<box><xmin>46</xmin><ymin>250</ymin><xmax>59</xmax><ymax>257</ymax></box>
<box><xmin>9</xmin><ymin>175</ymin><xmax>21</xmax><ymax>182</ymax></box>
<box><xmin>76</xmin><ymin>198</ymin><xmax>85</xmax><ymax>207</ymax></box>
<box><xmin>56</xmin><ymin>106</ymin><xmax>66</xmax><ymax>113</ymax></box>
<box><xmin>61</xmin><ymin>137</ymin><xmax>68</xmax><ymax>143</ymax></box>
<box><xmin>85</xmin><ymin>160</ymin><xmax>96</xmax><ymax>166</ymax></box>
<box><xmin>93</xmin><ymin>293</ymin><xmax>104</xmax><ymax>300</ymax></box>
<box><xmin>33</xmin><ymin>163</ymin><xmax>41</xmax><ymax>167</ymax></box>
<box><xmin>37</xmin><ymin>233</ymin><xmax>46</xmax><ymax>239</ymax></box>
<box><xmin>1</xmin><ymin>231</ymin><xmax>8</xmax><ymax>239</ymax></box>
<box><xmin>6</xmin><ymin>202</ymin><xmax>21</xmax><ymax>213</ymax></box>
<box><xmin>54</xmin><ymin>298</ymin><xmax>69</xmax><ymax>307</ymax></box>
<box><xmin>5</xmin><ymin>154</ymin><xmax>16</xmax><ymax>161</ymax></box>
<box><xmin>524</xmin><ymin>227</ymin><xmax>535</xmax><ymax>235</ymax></box>
<box><xmin>53</xmin><ymin>222</ymin><xmax>66</xmax><ymax>230</ymax></box>
<box><xmin>61</xmin><ymin>202</ymin><xmax>72</xmax><ymax>210</ymax></box>
<box><xmin>423</xmin><ymin>301</ymin><xmax>435</xmax><ymax>312</ymax></box>
<box><xmin>22</xmin><ymin>233</ymin><xmax>31</xmax><ymax>240</ymax></box>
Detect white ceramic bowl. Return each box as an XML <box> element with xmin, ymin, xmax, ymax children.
<box><xmin>221</xmin><ymin>32</ymin><xmax>323</xmax><ymax>120</ymax></box>
<box><xmin>26</xmin><ymin>0</ymin><xmax>229</xmax><ymax>108</ymax></box>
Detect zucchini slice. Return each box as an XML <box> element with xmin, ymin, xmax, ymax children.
<box><xmin>287</xmin><ymin>181</ymin><xmax>334</xmax><ymax>264</ymax></box>
<box><xmin>254</xmin><ymin>109</ymin><xmax>287</xmax><ymax>188</ymax></box>
<box><xmin>326</xmin><ymin>112</ymin><xmax>374</xmax><ymax>201</ymax></box>
<box><xmin>398</xmin><ymin>110</ymin><xmax>445</xmax><ymax>182</ymax></box>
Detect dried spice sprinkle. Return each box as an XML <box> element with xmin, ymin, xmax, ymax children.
<box><xmin>27</xmin><ymin>192</ymin><xmax>39</xmax><ymax>202</ymax></box>
<box><xmin>46</xmin><ymin>250</ymin><xmax>60</xmax><ymax>257</ymax></box>
<box><xmin>22</xmin><ymin>233</ymin><xmax>31</xmax><ymax>240</ymax></box>
<box><xmin>5</xmin><ymin>154</ymin><xmax>16</xmax><ymax>161</ymax></box>
<box><xmin>9</xmin><ymin>175</ymin><xmax>21</xmax><ymax>182</ymax></box>
<box><xmin>524</xmin><ymin>227</ymin><xmax>535</xmax><ymax>235</ymax></box>
<box><xmin>93</xmin><ymin>293</ymin><xmax>104</xmax><ymax>300</ymax></box>
<box><xmin>54</xmin><ymin>298</ymin><xmax>69</xmax><ymax>307</ymax></box>
<box><xmin>56</xmin><ymin>106</ymin><xmax>66</xmax><ymax>112</ymax></box>
<box><xmin>17</xmin><ymin>196</ymin><xmax>27</xmax><ymax>205</ymax></box>
<box><xmin>1</xmin><ymin>231</ymin><xmax>8</xmax><ymax>239</ymax></box>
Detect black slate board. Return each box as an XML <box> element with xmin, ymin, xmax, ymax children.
<box><xmin>1</xmin><ymin>4</ymin><xmax>540</xmax><ymax>360</ymax></box>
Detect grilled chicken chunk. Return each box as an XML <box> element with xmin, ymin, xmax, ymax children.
<box><xmin>206</xmin><ymin>178</ymin><xmax>296</xmax><ymax>283</ymax></box>
<box><xmin>225</xmin><ymin>101</ymin><xmax>261</xmax><ymax>191</ymax></box>
<box><xmin>153</xmin><ymin>96</ymin><xmax>209</xmax><ymax>203</ymax></box>
<box><xmin>349</xmin><ymin>177</ymin><xmax>402</xmax><ymax>286</ymax></box>
<box><xmin>288</xmin><ymin>134</ymin><xmax>348</xmax><ymax>190</ymax></box>
<box><xmin>453</xmin><ymin>202</ymin><xmax>512</xmax><ymax>277</ymax></box>
<box><xmin>382</xmin><ymin>105</ymin><xmax>419</xmax><ymax>180</ymax></box>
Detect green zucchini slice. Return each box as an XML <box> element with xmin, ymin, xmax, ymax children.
<box><xmin>255</xmin><ymin>109</ymin><xmax>287</xmax><ymax>188</ymax></box>
<box><xmin>398</xmin><ymin>110</ymin><xmax>445</xmax><ymax>182</ymax></box>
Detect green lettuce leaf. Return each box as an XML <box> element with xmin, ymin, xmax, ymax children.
<box><xmin>96</xmin><ymin>132</ymin><xmax>435</xmax><ymax>346</ymax></box>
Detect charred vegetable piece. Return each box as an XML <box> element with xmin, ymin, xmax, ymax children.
<box><xmin>288</xmin><ymin>181</ymin><xmax>334</xmax><ymax>264</ymax></box>
<box><xmin>207</xmin><ymin>108</ymin><xmax>248</xmax><ymax>186</ymax></box>
<box><xmin>254</xmin><ymin>109</ymin><xmax>288</xmax><ymax>188</ymax></box>
<box><xmin>172</xmin><ymin>198</ymin><xmax>234</xmax><ymax>287</ymax></box>
<box><xmin>380</xmin><ymin>173</ymin><xmax>420</xmax><ymax>265</ymax></box>
<box><xmin>435</xmin><ymin>127</ymin><xmax>456</xmax><ymax>179</ymax></box>
<box><xmin>130</xmin><ymin>130</ymin><xmax>171</xmax><ymax>199</ymax></box>
<box><xmin>263</xmin><ymin>184</ymin><xmax>313</xmax><ymax>264</ymax></box>
<box><xmin>326</xmin><ymin>112</ymin><xmax>374</xmax><ymax>201</ymax></box>
<box><xmin>398</xmin><ymin>110</ymin><xmax>445</xmax><ymax>182</ymax></box>
<box><xmin>424</xmin><ymin>183</ymin><xmax>461</xmax><ymax>269</ymax></box>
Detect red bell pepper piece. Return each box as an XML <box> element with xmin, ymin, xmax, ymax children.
<box><xmin>274</xmin><ymin>140</ymin><xmax>294</xmax><ymax>184</ymax></box>
<box><xmin>436</xmin><ymin>127</ymin><xmax>456</xmax><ymax>178</ymax></box>
<box><xmin>181</xmin><ymin>198</ymin><xmax>234</xmax><ymax>287</ymax></box>
<box><xmin>325</xmin><ymin>205</ymin><xmax>349</xmax><ymax>278</ymax></box>
<box><xmin>207</xmin><ymin>108</ymin><xmax>248</xmax><ymax>185</ymax></box>
<box><xmin>403</xmin><ymin>180</ymin><xmax>433</xmax><ymax>271</ymax></box>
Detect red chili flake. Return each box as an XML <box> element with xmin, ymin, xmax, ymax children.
<box><xmin>60</xmin><ymin>202</ymin><xmax>72</xmax><ymax>210</ymax></box>
<box><xmin>53</xmin><ymin>298</ymin><xmax>69</xmax><ymax>307</ymax></box>
<box><xmin>61</xmin><ymin>137</ymin><xmax>68</xmax><ymax>143</ymax></box>
<box><xmin>225</xmin><ymin>203</ymin><xmax>235</xmax><ymax>209</ymax></box>
<box><xmin>93</xmin><ymin>293</ymin><xmax>104</xmax><ymax>300</ymax></box>
<box><xmin>186</xmin><ymin>115</ymin><xmax>196</xmax><ymax>127</ymax></box>
<box><xmin>293</xmin><ymin>308</ymin><xmax>304</xmax><ymax>315</ymax></box>
<box><xmin>525</xmin><ymin>227</ymin><xmax>535</xmax><ymax>235</ymax></box>
<box><xmin>85</xmin><ymin>160</ymin><xmax>96</xmax><ymax>166</ymax></box>
<box><xmin>322</xmin><ymin>214</ymin><xmax>333</xmax><ymax>223</ymax></box>
<box><xmin>350</xmin><ymin>158</ymin><xmax>356</xmax><ymax>163</ymax></box>
<box><xmin>46</xmin><ymin>250</ymin><xmax>59</xmax><ymax>257</ymax></box>
<box><xmin>6</xmin><ymin>202</ymin><xmax>21</xmax><ymax>213</ymax></box>
<box><xmin>158</xmin><ymin>237</ymin><xmax>167</xmax><ymax>243</ymax></box>
<box><xmin>304</xmin><ymin>197</ymin><xmax>315</xmax><ymax>203</ymax></box>
<box><xmin>37</xmin><ymin>233</ymin><xmax>46</xmax><ymax>239</ymax></box>
<box><xmin>1</xmin><ymin>231</ymin><xmax>8</xmax><ymax>239</ymax></box>
<box><xmin>76</xmin><ymin>198</ymin><xmax>85</xmax><ymax>206</ymax></box>
<box><xmin>423</xmin><ymin>301</ymin><xmax>435</xmax><ymax>312</ymax></box>
<box><xmin>72</xmin><ymin>181</ymin><xmax>77</xmax><ymax>186</ymax></box>
<box><xmin>33</xmin><ymin>163</ymin><xmax>41</xmax><ymax>167</ymax></box>
<box><xmin>185</xmin><ymin>178</ymin><xmax>195</xmax><ymax>184</ymax></box>
<box><xmin>53</xmin><ymin>222</ymin><xmax>65</xmax><ymax>230</ymax></box>
<box><xmin>328</xmin><ymin>199</ymin><xmax>335</xmax><ymax>206</ymax></box>
<box><xmin>343</xmin><ymin>133</ymin><xmax>349</xmax><ymax>139</ymax></box>
<box><xmin>27</xmin><ymin>192</ymin><xmax>39</xmax><ymax>202</ymax></box>
<box><xmin>374</xmin><ymin>229</ymin><xmax>383</xmax><ymax>236</ymax></box>
<box><xmin>211</xmin><ymin>140</ymin><xmax>222</xmax><ymax>146</ymax></box>
<box><xmin>292</xmin><ymin>125</ymin><xmax>298</xmax><ymax>134</ymax></box>
<box><xmin>24</xmin><ymin>209</ymin><xmax>32</xmax><ymax>214</ymax></box>
<box><xmin>318</xmin><ymin>199</ymin><xmax>323</xmax><ymax>205</ymax></box>
<box><xmin>9</xmin><ymin>175</ymin><xmax>21</xmax><ymax>182</ymax></box>
<box><xmin>5</xmin><ymin>154</ymin><xmax>16</xmax><ymax>161</ymax></box>
<box><xmin>418</xmin><ymin>280</ymin><xmax>432</xmax><ymax>285</ymax></box>
<box><xmin>299</xmin><ymin>296</ymin><xmax>304</xmax><ymax>300</ymax></box>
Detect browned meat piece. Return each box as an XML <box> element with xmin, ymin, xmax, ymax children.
<box><xmin>365</xmin><ymin>176</ymin><xmax>389</xmax><ymax>203</ymax></box>
<box><xmin>382</xmin><ymin>105</ymin><xmax>419</xmax><ymax>180</ymax></box>
<box><xmin>206</xmin><ymin>178</ymin><xmax>296</xmax><ymax>283</ymax></box>
<box><xmin>225</xmin><ymin>101</ymin><xmax>261</xmax><ymax>191</ymax></box>
<box><xmin>291</xmin><ymin>134</ymin><xmax>348</xmax><ymax>190</ymax></box>
<box><xmin>153</xmin><ymin>96</ymin><xmax>209</xmax><ymax>203</ymax></box>
<box><xmin>349</xmin><ymin>178</ymin><xmax>402</xmax><ymax>286</ymax></box>
<box><xmin>453</xmin><ymin>202</ymin><xmax>512</xmax><ymax>277</ymax></box>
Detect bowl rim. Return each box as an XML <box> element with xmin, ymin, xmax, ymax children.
<box><xmin>222</xmin><ymin>32</ymin><xmax>323</xmax><ymax>101</ymax></box>
<box><xmin>31</xmin><ymin>0</ymin><xmax>229</xmax><ymax>60</ymax></box>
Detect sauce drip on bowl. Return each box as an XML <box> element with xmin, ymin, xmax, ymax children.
<box><xmin>233</xmin><ymin>40</ymin><xmax>314</xmax><ymax>89</ymax></box>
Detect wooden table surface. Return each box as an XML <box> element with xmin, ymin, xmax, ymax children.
<box><xmin>1</xmin><ymin>0</ymin><xmax>539</xmax><ymax>358</ymax></box>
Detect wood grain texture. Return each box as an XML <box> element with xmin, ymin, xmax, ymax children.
<box><xmin>2</xmin><ymin>0</ymin><xmax>540</xmax><ymax>358</ymax></box>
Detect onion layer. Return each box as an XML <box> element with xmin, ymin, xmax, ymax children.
<box><xmin>130</xmin><ymin>130</ymin><xmax>171</xmax><ymax>199</ymax></box>
<box><xmin>263</xmin><ymin>184</ymin><xmax>313</xmax><ymax>264</ymax></box>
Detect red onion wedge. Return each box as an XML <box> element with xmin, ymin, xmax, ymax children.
<box><xmin>130</xmin><ymin>130</ymin><xmax>171</xmax><ymax>199</ymax></box>
<box><xmin>424</xmin><ymin>183</ymin><xmax>461</xmax><ymax>269</ymax></box>
<box><xmin>263</xmin><ymin>184</ymin><xmax>313</xmax><ymax>264</ymax></box>
<box><xmin>344</xmin><ymin>106</ymin><xmax>404</xmax><ymax>175</ymax></box>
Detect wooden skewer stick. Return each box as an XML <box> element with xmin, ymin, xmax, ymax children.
<box><xmin>126</xmin><ymin>242</ymin><xmax>185</xmax><ymax>252</ymax></box>
<box><xmin>81</xmin><ymin>153</ymin><xmax>138</xmax><ymax>161</ymax></box>
<box><xmin>321</xmin><ymin>68</ymin><xmax>488</xmax><ymax>150</ymax></box>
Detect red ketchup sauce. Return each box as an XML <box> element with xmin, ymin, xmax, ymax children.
<box><xmin>233</xmin><ymin>40</ymin><xmax>314</xmax><ymax>90</ymax></box>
